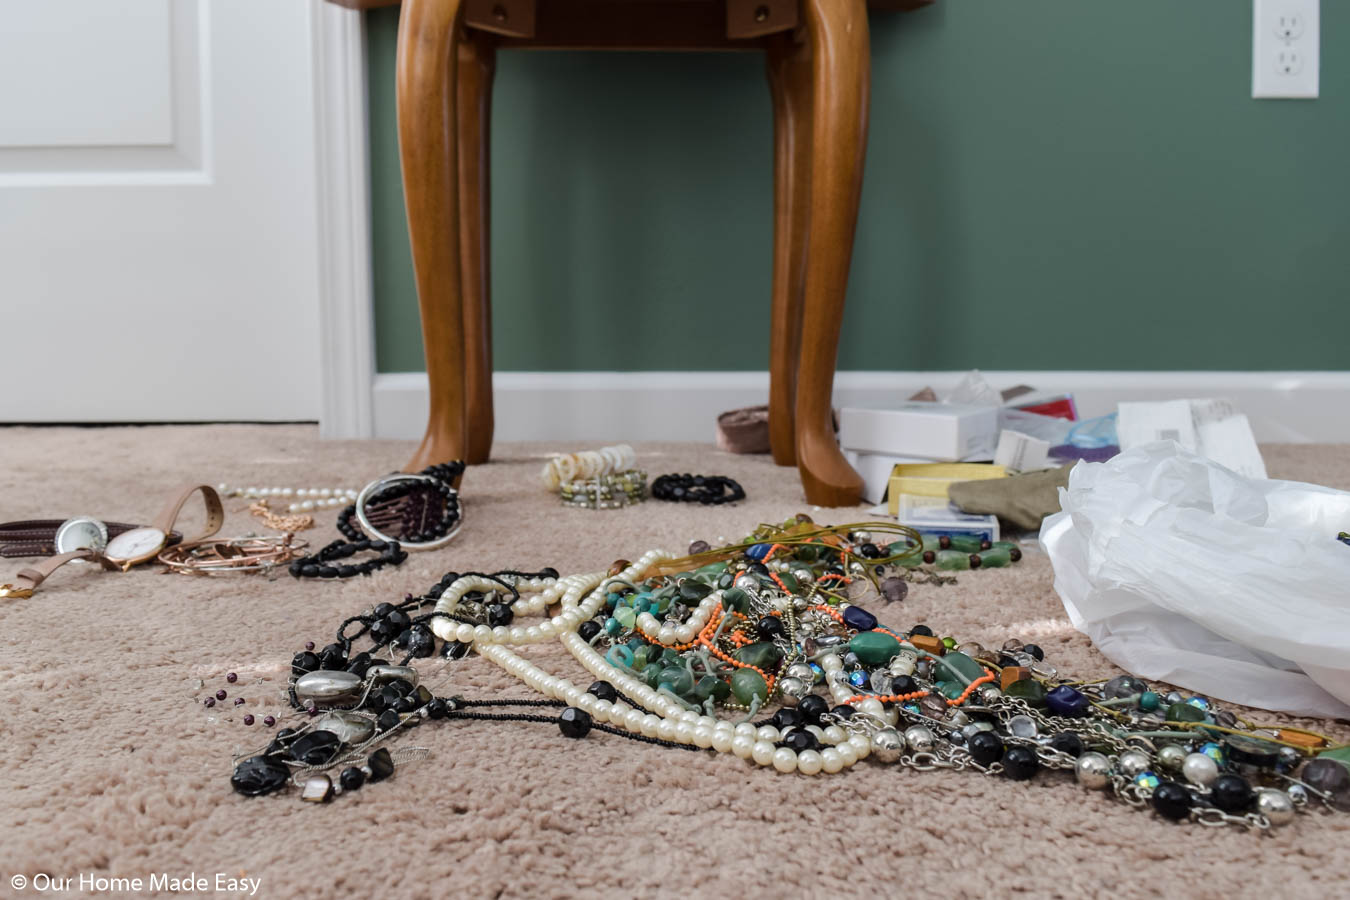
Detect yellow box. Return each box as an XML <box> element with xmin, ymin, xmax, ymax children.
<box><xmin>887</xmin><ymin>462</ymin><xmax>1007</xmax><ymax>515</ymax></box>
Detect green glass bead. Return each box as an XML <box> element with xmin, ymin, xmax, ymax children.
<box><xmin>934</xmin><ymin>650</ymin><xmax>983</xmax><ymax>684</ymax></box>
<box><xmin>1165</xmin><ymin>702</ymin><xmax>1207</xmax><ymax>723</ymax></box>
<box><xmin>991</xmin><ymin>541</ymin><xmax>1018</xmax><ymax>552</ymax></box>
<box><xmin>934</xmin><ymin>550</ymin><xmax>973</xmax><ymax>571</ymax></box>
<box><xmin>941</xmin><ymin>636</ymin><xmax>958</xmax><ymax>651</ymax></box>
<box><xmin>660</xmin><ymin>649</ymin><xmax>681</xmax><ymax>666</ymax></box>
<box><xmin>731</xmin><ymin>669</ymin><xmax>769</xmax><ymax>705</ymax></box>
<box><xmin>794</xmin><ymin>545</ymin><xmax>819</xmax><ymax>562</ymax></box>
<box><xmin>721</xmin><ymin>588</ymin><xmax>749</xmax><ymax>613</ymax></box>
<box><xmin>776</xmin><ymin>572</ymin><xmax>799</xmax><ymax>592</ymax></box>
<box><xmin>945</xmin><ymin>534</ymin><xmax>983</xmax><ymax>553</ymax></box>
<box><xmin>603</xmin><ymin>617</ymin><xmax>621</xmax><ymax>636</ymax></box>
<box><xmin>694</xmin><ymin>675</ymin><xmax>730</xmax><ymax>701</ymax></box>
<box><xmin>938</xmin><ymin>680</ymin><xmax>964</xmax><ymax>699</ymax></box>
<box><xmin>717</xmin><ymin>572</ymin><xmax>735</xmax><ymax>590</ymax></box>
<box><xmin>734</xmin><ymin>642</ymin><xmax>783</xmax><ymax>669</ymax></box>
<box><xmin>696</xmin><ymin>562</ymin><xmax>728</xmax><ymax>577</ymax></box>
<box><xmin>918</xmin><ymin>533</ymin><xmax>945</xmax><ymax>551</ymax></box>
<box><xmin>680</xmin><ymin>580</ymin><xmax>712</xmax><ymax>601</ymax></box>
<box><xmin>849</xmin><ymin>630</ymin><xmax>901</xmax><ymax>666</ymax></box>
<box><xmin>978</xmin><ymin>548</ymin><xmax>1012</xmax><ymax>568</ymax></box>
<box><xmin>1139</xmin><ymin>691</ymin><xmax>1161</xmax><ymax>711</ymax></box>
<box><xmin>887</xmin><ymin>541</ymin><xmax>924</xmax><ymax>567</ymax></box>
<box><xmin>643</xmin><ymin>665</ymin><xmax>662</xmax><ymax>688</ymax></box>
<box><xmin>659</xmin><ymin>667</ymin><xmax>694</xmax><ymax>696</ymax></box>
<box><xmin>632</xmin><ymin>646</ymin><xmax>650</xmax><ymax>670</ymax></box>
<box><xmin>1004</xmin><ymin>678</ymin><xmax>1047</xmax><ymax>706</ymax></box>
<box><xmin>614</xmin><ymin>607</ymin><xmax>636</xmax><ymax>629</ymax></box>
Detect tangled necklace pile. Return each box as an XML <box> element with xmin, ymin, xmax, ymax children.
<box><xmin>226</xmin><ymin>517</ymin><xmax>1350</xmax><ymax>830</ymax></box>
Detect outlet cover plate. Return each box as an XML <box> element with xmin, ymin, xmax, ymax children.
<box><xmin>1253</xmin><ymin>0</ymin><xmax>1320</xmax><ymax>98</ymax></box>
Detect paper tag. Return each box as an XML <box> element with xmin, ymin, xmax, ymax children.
<box><xmin>994</xmin><ymin>429</ymin><xmax>1050</xmax><ymax>471</ymax></box>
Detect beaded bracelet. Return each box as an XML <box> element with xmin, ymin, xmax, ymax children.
<box><xmin>651</xmin><ymin>473</ymin><xmax>745</xmax><ymax>505</ymax></box>
<box><xmin>559</xmin><ymin>469</ymin><xmax>648</xmax><ymax>510</ymax></box>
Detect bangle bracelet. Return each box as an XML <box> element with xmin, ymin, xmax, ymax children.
<box><xmin>650</xmin><ymin>473</ymin><xmax>746</xmax><ymax>505</ymax></box>
<box><xmin>559</xmin><ymin>469</ymin><xmax>648</xmax><ymax>510</ymax></box>
<box><xmin>352</xmin><ymin>474</ymin><xmax>463</xmax><ymax>550</ymax></box>
<box><xmin>159</xmin><ymin>535</ymin><xmax>309</xmax><ymax>575</ymax></box>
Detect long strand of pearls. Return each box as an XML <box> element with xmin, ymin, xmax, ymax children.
<box><xmin>217</xmin><ymin>483</ymin><xmax>359</xmax><ymax>513</ymax></box>
<box><xmin>432</xmin><ymin>550</ymin><xmax>873</xmax><ymax>776</ymax></box>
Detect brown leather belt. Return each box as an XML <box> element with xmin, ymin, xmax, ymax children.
<box><xmin>0</xmin><ymin>520</ymin><xmax>183</xmax><ymax>558</ymax></box>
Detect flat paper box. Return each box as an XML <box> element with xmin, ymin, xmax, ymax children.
<box><xmin>886</xmin><ymin>462</ymin><xmax>1007</xmax><ymax>515</ymax></box>
<box><xmin>844</xmin><ymin>450</ymin><xmax>947</xmax><ymax>505</ymax></box>
<box><xmin>838</xmin><ymin>403</ymin><xmax>999</xmax><ymax>461</ymax></box>
<box><xmin>893</xmin><ymin>493</ymin><xmax>1000</xmax><ymax>542</ymax></box>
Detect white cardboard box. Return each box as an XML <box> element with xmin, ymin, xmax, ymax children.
<box><xmin>838</xmin><ymin>403</ymin><xmax>999</xmax><ymax>461</ymax></box>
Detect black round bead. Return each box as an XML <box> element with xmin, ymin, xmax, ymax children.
<box><xmin>830</xmin><ymin>704</ymin><xmax>856</xmax><ymax>720</ymax></box>
<box><xmin>756</xmin><ymin>616</ymin><xmax>785</xmax><ymax>640</ymax></box>
<box><xmin>577</xmin><ymin>620</ymin><xmax>602</xmax><ymax>642</ymax></box>
<box><xmin>1152</xmin><ymin>781</ymin><xmax>1193</xmax><ymax>820</ymax></box>
<box><xmin>386</xmin><ymin>610</ymin><xmax>411</xmax><ymax>630</ymax></box>
<box><xmin>910</xmin><ymin>624</ymin><xmax>934</xmax><ymax>637</ymax></box>
<box><xmin>288</xmin><ymin>561</ymin><xmax>304</xmax><ymax>577</ymax></box>
<box><xmin>1001</xmin><ymin>745</ymin><xmax>1039</xmax><ymax>780</ymax></box>
<box><xmin>859</xmin><ymin>542</ymin><xmax>881</xmax><ymax>559</ymax></box>
<box><xmin>770</xmin><ymin>708</ymin><xmax>805</xmax><ymax>731</ymax></box>
<box><xmin>441</xmin><ymin>640</ymin><xmax>471</xmax><ymax>660</ymax></box>
<box><xmin>369</xmin><ymin>618</ymin><xmax>400</xmax><ymax>644</ymax></box>
<box><xmin>997</xmin><ymin>654</ymin><xmax>1021</xmax><ymax>669</ymax></box>
<box><xmin>797</xmin><ymin>695</ymin><xmax>829</xmax><ymax>725</ymax></box>
<box><xmin>231</xmin><ymin>755</ymin><xmax>291</xmax><ymax>796</ymax></box>
<box><xmin>345</xmin><ymin>651</ymin><xmax>373</xmax><ymax>678</ymax></box>
<box><xmin>967</xmin><ymin>731</ymin><xmax>1004</xmax><ymax>765</ymax></box>
<box><xmin>291</xmin><ymin>651</ymin><xmax>320</xmax><ymax>675</ymax></box>
<box><xmin>486</xmin><ymin>603</ymin><xmax>514</xmax><ymax>628</ymax></box>
<box><xmin>558</xmin><ymin>707</ymin><xmax>592</xmax><ymax>738</ymax></box>
<box><xmin>426</xmin><ymin>698</ymin><xmax>449</xmax><ymax>719</ymax></box>
<box><xmin>587</xmin><ymin>680</ymin><xmax>619</xmax><ymax>703</ymax></box>
<box><xmin>394</xmin><ymin>696</ymin><xmax>418</xmax><ymax>714</ymax></box>
<box><xmin>290</xmin><ymin>730</ymin><xmax>342</xmax><ymax>766</ymax></box>
<box><xmin>318</xmin><ymin>643</ymin><xmax>348</xmax><ymax>670</ymax></box>
<box><xmin>339</xmin><ymin>766</ymin><xmax>366</xmax><ymax>791</ymax></box>
<box><xmin>1210</xmin><ymin>774</ymin><xmax>1255</xmax><ymax>812</ymax></box>
<box><xmin>1023</xmin><ymin>643</ymin><xmax>1045</xmax><ymax>661</ymax></box>
<box><xmin>782</xmin><ymin>730</ymin><xmax>820</xmax><ymax>753</ymax></box>
<box><xmin>376</xmin><ymin>709</ymin><xmax>401</xmax><ymax>732</ymax></box>
<box><xmin>890</xmin><ymin>675</ymin><xmax>919</xmax><ymax>696</ymax></box>
<box><xmin>1049</xmin><ymin>732</ymin><xmax>1085</xmax><ymax>757</ymax></box>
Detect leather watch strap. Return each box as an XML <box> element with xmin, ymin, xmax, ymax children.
<box><xmin>150</xmin><ymin>484</ymin><xmax>225</xmax><ymax>544</ymax></box>
<box><xmin>0</xmin><ymin>520</ymin><xmax>183</xmax><ymax>558</ymax></box>
<box><xmin>1</xmin><ymin>549</ymin><xmax>119</xmax><ymax>598</ymax></box>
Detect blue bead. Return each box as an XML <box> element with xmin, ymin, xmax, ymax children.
<box><xmin>1134</xmin><ymin>771</ymin><xmax>1160</xmax><ymax>791</ymax></box>
<box><xmin>603</xmin><ymin>618</ymin><xmax>620</xmax><ymax>635</ymax></box>
<box><xmin>605</xmin><ymin>592</ymin><xmax>622</xmax><ymax>608</ymax></box>
<box><xmin>1186</xmin><ymin>696</ymin><xmax>1210</xmax><ymax>710</ymax></box>
<box><xmin>842</xmin><ymin>605</ymin><xmax>878</xmax><ymax>631</ymax></box>
<box><xmin>605</xmin><ymin>645</ymin><xmax>634</xmax><ymax>668</ymax></box>
<box><xmin>902</xmin><ymin>702</ymin><xmax>922</xmax><ymax>714</ymax></box>
<box><xmin>848</xmin><ymin>670</ymin><xmax>869</xmax><ymax>688</ymax></box>
<box><xmin>1200</xmin><ymin>741</ymin><xmax>1226</xmax><ymax>764</ymax></box>
<box><xmin>807</xmin><ymin>662</ymin><xmax>824</xmax><ymax>684</ymax></box>
<box><xmin>1045</xmin><ymin>685</ymin><xmax>1091</xmax><ymax>718</ymax></box>
<box><xmin>746</xmin><ymin>544</ymin><xmax>772</xmax><ymax>561</ymax></box>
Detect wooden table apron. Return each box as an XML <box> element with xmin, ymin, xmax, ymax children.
<box><xmin>332</xmin><ymin>0</ymin><xmax>931</xmax><ymax>506</ymax></box>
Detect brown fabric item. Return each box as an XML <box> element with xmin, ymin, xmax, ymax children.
<box><xmin>949</xmin><ymin>465</ymin><xmax>1073</xmax><ymax>532</ymax></box>
<box><xmin>715</xmin><ymin>405</ymin><xmax>770</xmax><ymax>454</ymax></box>
<box><xmin>1</xmin><ymin>424</ymin><xmax>1347</xmax><ymax>899</ymax></box>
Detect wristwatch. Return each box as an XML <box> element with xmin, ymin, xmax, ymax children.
<box><xmin>1</xmin><ymin>484</ymin><xmax>225</xmax><ymax>593</ymax></box>
<box><xmin>104</xmin><ymin>484</ymin><xmax>224</xmax><ymax>568</ymax></box>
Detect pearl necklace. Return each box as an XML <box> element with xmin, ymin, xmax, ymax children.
<box><xmin>429</xmin><ymin>550</ymin><xmax>882</xmax><ymax>775</ymax></box>
<box><xmin>218</xmin><ymin>483</ymin><xmax>359</xmax><ymax>513</ymax></box>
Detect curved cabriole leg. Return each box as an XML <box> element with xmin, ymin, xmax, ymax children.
<box><xmin>794</xmin><ymin>0</ymin><xmax>869</xmax><ymax>506</ymax></box>
<box><xmin>766</xmin><ymin>32</ymin><xmax>813</xmax><ymax>468</ymax></box>
<box><xmin>459</xmin><ymin>30</ymin><xmax>496</xmax><ymax>465</ymax></box>
<box><xmin>398</xmin><ymin>0</ymin><xmax>468</xmax><ymax>472</ymax></box>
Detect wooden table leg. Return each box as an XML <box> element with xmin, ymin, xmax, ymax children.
<box><xmin>765</xmin><ymin>32</ymin><xmax>812</xmax><ymax>468</ymax></box>
<box><xmin>458</xmin><ymin>30</ymin><xmax>496</xmax><ymax>465</ymax></box>
<box><xmin>397</xmin><ymin>0</ymin><xmax>468</xmax><ymax>472</ymax></box>
<box><xmin>794</xmin><ymin>0</ymin><xmax>869</xmax><ymax>506</ymax></box>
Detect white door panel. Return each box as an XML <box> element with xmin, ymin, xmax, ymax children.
<box><xmin>0</xmin><ymin>0</ymin><xmax>322</xmax><ymax>421</ymax></box>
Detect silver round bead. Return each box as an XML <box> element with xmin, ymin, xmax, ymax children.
<box><xmin>785</xmin><ymin>663</ymin><xmax>816</xmax><ymax>683</ymax></box>
<box><xmin>1255</xmin><ymin>788</ymin><xmax>1296</xmax><ymax>826</ymax></box>
<box><xmin>776</xmin><ymin>676</ymin><xmax>809</xmax><ymax>705</ymax></box>
<box><xmin>1181</xmin><ymin>752</ymin><xmax>1219</xmax><ymax>787</ymax></box>
<box><xmin>1117</xmin><ymin>749</ymin><xmax>1152</xmax><ymax>778</ymax></box>
<box><xmin>870</xmin><ymin>728</ymin><xmax>905</xmax><ymax>763</ymax></box>
<box><xmin>793</xmin><ymin>569</ymin><xmax>816</xmax><ymax>586</ymax></box>
<box><xmin>1156</xmin><ymin>745</ymin><xmax>1187</xmax><ymax>771</ymax></box>
<box><xmin>903</xmin><ymin>725</ymin><xmax>936</xmax><ymax>753</ymax></box>
<box><xmin>976</xmin><ymin>685</ymin><xmax>1003</xmax><ymax>703</ymax></box>
<box><xmin>1075</xmin><ymin>751</ymin><xmax>1111</xmax><ymax>789</ymax></box>
<box><xmin>851</xmin><ymin>530</ymin><xmax>872</xmax><ymax>545</ymax></box>
<box><xmin>733</xmin><ymin>575</ymin><xmax>758</xmax><ymax>592</ymax></box>
<box><xmin>1286</xmin><ymin>783</ymin><xmax>1308</xmax><ymax>805</ymax></box>
<box><xmin>1277</xmin><ymin>746</ymin><xmax>1302</xmax><ymax>768</ymax></box>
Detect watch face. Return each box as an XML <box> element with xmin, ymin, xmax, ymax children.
<box><xmin>55</xmin><ymin>517</ymin><xmax>108</xmax><ymax>554</ymax></box>
<box><xmin>104</xmin><ymin>527</ymin><xmax>167</xmax><ymax>565</ymax></box>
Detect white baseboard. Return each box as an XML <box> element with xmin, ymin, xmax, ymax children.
<box><xmin>369</xmin><ymin>371</ymin><xmax>1350</xmax><ymax>444</ymax></box>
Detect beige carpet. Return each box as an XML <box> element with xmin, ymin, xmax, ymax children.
<box><xmin>1</xmin><ymin>425</ymin><xmax>1348</xmax><ymax>900</ymax></box>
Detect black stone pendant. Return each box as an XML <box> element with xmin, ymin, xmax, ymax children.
<box><xmin>289</xmin><ymin>730</ymin><xmax>342</xmax><ymax>766</ymax></box>
<box><xmin>231</xmin><ymin>755</ymin><xmax>291</xmax><ymax>796</ymax></box>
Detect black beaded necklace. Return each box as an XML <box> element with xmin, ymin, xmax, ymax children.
<box><xmin>651</xmin><ymin>473</ymin><xmax>746</xmax><ymax>505</ymax></box>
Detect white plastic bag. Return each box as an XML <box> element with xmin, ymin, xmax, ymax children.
<box><xmin>1040</xmin><ymin>441</ymin><xmax>1350</xmax><ymax>718</ymax></box>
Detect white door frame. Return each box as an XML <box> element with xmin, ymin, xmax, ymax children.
<box><xmin>313</xmin><ymin>0</ymin><xmax>376</xmax><ymax>439</ymax></box>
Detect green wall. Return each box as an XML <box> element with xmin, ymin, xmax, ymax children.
<box><xmin>369</xmin><ymin>1</ymin><xmax>1349</xmax><ymax>373</ymax></box>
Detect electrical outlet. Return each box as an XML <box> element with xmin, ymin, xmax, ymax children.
<box><xmin>1253</xmin><ymin>0</ymin><xmax>1319</xmax><ymax>99</ymax></box>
